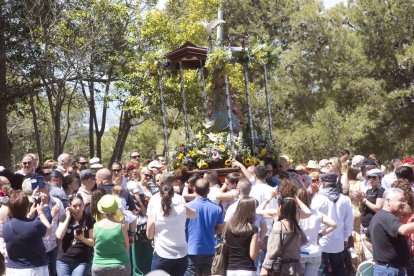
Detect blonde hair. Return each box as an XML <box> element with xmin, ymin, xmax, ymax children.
<box><xmin>328</xmin><ymin>157</ymin><xmax>342</xmax><ymax>174</ymax></box>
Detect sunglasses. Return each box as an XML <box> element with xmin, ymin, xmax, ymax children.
<box><xmin>312</xmin><ymin>179</ymin><xmax>319</xmax><ymax>183</ymax></box>
<box><xmin>131</xmin><ymin>155</ymin><xmax>140</xmax><ymax>159</ymax></box>
<box><xmin>79</xmin><ymin>162</ymin><xmax>88</xmax><ymax>165</ymax></box>
<box><xmin>367</xmin><ymin>175</ymin><xmax>378</xmax><ymax>180</ymax></box>
<box><xmin>143</xmin><ymin>174</ymin><xmax>151</xmax><ymax>177</ymax></box>
<box><xmin>112</xmin><ymin>169</ymin><xmax>121</xmax><ymax>173</ymax></box>
<box><xmin>23</xmin><ymin>162</ymin><xmax>31</xmax><ymax>165</ymax></box>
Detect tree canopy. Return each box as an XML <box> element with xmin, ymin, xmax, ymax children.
<box><xmin>1</xmin><ymin>0</ymin><xmax>414</xmax><ymax>168</ymax></box>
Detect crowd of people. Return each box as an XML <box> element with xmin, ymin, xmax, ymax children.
<box><xmin>0</xmin><ymin>150</ymin><xmax>414</xmax><ymax>275</ymax></box>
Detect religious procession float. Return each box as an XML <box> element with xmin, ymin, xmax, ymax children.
<box><xmin>155</xmin><ymin>21</ymin><xmax>281</xmax><ymax>175</ymax></box>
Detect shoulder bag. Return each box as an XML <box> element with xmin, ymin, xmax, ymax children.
<box><xmin>211</xmin><ymin>226</ymin><xmax>228</xmax><ymax>276</ymax></box>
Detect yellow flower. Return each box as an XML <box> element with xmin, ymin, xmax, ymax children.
<box><xmin>177</xmin><ymin>153</ymin><xmax>183</xmax><ymax>160</ymax></box>
<box><xmin>224</xmin><ymin>159</ymin><xmax>232</xmax><ymax>167</ymax></box>
<box><xmin>252</xmin><ymin>157</ymin><xmax>260</xmax><ymax>165</ymax></box>
<box><xmin>219</xmin><ymin>144</ymin><xmax>226</xmax><ymax>151</ymax></box>
<box><xmin>189</xmin><ymin>150</ymin><xmax>197</xmax><ymax>158</ymax></box>
<box><xmin>260</xmin><ymin>148</ymin><xmax>267</xmax><ymax>157</ymax></box>
<box><xmin>244</xmin><ymin>157</ymin><xmax>253</xmax><ymax>167</ymax></box>
<box><xmin>197</xmin><ymin>161</ymin><xmax>208</xmax><ymax>169</ymax></box>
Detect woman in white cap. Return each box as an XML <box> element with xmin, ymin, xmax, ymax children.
<box><xmin>356</xmin><ymin>168</ymin><xmax>384</xmax><ymax>261</ymax></box>
<box><xmin>92</xmin><ymin>194</ymin><xmax>130</xmax><ymax>275</ymax></box>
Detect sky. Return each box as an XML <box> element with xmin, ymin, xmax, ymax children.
<box><xmin>157</xmin><ymin>0</ymin><xmax>346</xmax><ymax>10</ymax></box>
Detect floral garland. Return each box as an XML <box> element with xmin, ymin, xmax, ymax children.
<box><xmin>172</xmin><ymin>130</ymin><xmax>277</xmax><ymax>170</ymax></box>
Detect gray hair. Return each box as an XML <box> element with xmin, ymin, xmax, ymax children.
<box><xmin>383</xmin><ymin>187</ymin><xmax>404</xmax><ymax>201</ymax></box>
<box><xmin>57</xmin><ymin>153</ymin><xmax>70</xmax><ymax>163</ymax></box>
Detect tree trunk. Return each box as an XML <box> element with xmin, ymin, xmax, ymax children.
<box><xmin>109</xmin><ymin>110</ymin><xmax>132</xmax><ymax>166</ymax></box>
<box><xmin>29</xmin><ymin>91</ymin><xmax>43</xmax><ymax>164</ymax></box>
<box><xmin>95</xmin><ymin>64</ymin><xmax>113</xmax><ymax>160</ymax></box>
<box><xmin>79</xmin><ymin>79</ymin><xmax>95</xmax><ymax>158</ymax></box>
<box><xmin>0</xmin><ymin>2</ymin><xmax>12</xmax><ymax>168</ymax></box>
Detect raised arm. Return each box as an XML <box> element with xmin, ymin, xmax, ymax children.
<box><xmin>256</xmin><ymin>198</ymin><xmax>278</xmax><ymax>218</ymax></box>
<box><xmin>55</xmin><ymin>208</ymin><xmax>72</xmax><ymax>240</ymax></box>
<box><xmin>232</xmin><ymin>160</ymin><xmax>252</xmax><ymax>180</ymax></box>
<box><xmin>295</xmin><ymin>195</ymin><xmax>312</xmax><ymax>219</ymax></box>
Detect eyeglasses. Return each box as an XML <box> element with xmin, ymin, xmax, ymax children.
<box><xmin>131</xmin><ymin>155</ymin><xmax>140</xmax><ymax>159</ymax></box>
<box><xmin>23</xmin><ymin>162</ymin><xmax>31</xmax><ymax>165</ymax></box>
<box><xmin>143</xmin><ymin>174</ymin><xmax>151</xmax><ymax>178</ymax></box>
<box><xmin>112</xmin><ymin>169</ymin><xmax>121</xmax><ymax>173</ymax></box>
<box><xmin>367</xmin><ymin>176</ymin><xmax>378</xmax><ymax>180</ymax></box>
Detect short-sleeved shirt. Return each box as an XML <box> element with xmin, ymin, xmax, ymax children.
<box><xmin>186</xmin><ymin>198</ymin><xmax>224</xmax><ymax>255</ymax></box>
<box><xmin>226</xmin><ymin>225</ymin><xmax>258</xmax><ymax>271</ymax></box>
<box><xmin>366</xmin><ymin>209</ymin><xmax>410</xmax><ymax>267</ymax></box>
<box><xmin>3</xmin><ymin>218</ymin><xmax>47</xmax><ymax>268</ymax></box>
<box><xmin>360</xmin><ymin>187</ymin><xmax>385</xmax><ymax>228</ymax></box>
<box><xmin>57</xmin><ymin>212</ymin><xmax>94</xmax><ymax>263</ymax></box>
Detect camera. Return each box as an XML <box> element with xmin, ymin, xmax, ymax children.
<box><xmin>33</xmin><ymin>196</ymin><xmax>41</xmax><ymax>206</ymax></box>
<box><xmin>73</xmin><ymin>223</ymin><xmax>82</xmax><ymax>235</ymax></box>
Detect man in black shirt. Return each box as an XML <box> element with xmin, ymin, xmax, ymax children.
<box><xmin>365</xmin><ymin>188</ymin><xmax>414</xmax><ymax>275</ymax></box>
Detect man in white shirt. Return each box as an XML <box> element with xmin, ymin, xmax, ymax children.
<box><xmin>249</xmin><ymin>165</ymin><xmax>277</xmax><ymax>272</ymax></box>
<box><xmin>16</xmin><ymin>154</ymin><xmax>35</xmax><ymax>176</ymax></box>
<box><xmin>311</xmin><ymin>173</ymin><xmax>354</xmax><ymax>276</ymax></box>
<box><xmin>204</xmin><ymin>170</ymin><xmax>221</xmax><ymax>205</ymax></box>
<box><xmin>224</xmin><ymin>178</ymin><xmax>266</xmax><ymax>243</ymax></box>
<box><xmin>381</xmin><ymin>159</ymin><xmax>402</xmax><ymax>189</ymax></box>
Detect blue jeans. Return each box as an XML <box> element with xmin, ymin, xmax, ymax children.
<box><xmin>47</xmin><ymin>246</ymin><xmax>58</xmax><ymax>276</ymax></box>
<box><xmin>318</xmin><ymin>251</ymin><xmax>345</xmax><ymax>276</ymax></box>
<box><xmin>374</xmin><ymin>264</ymin><xmax>406</xmax><ymax>276</ymax></box>
<box><xmin>184</xmin><ymin>254</ymin><xmax>214</xmax><ymax>276</ymax></box>
<box><xmin>56</xmin><ymin>260</ymin><xmax>91</xmax><ymax>276</ymax></box>
<box><xmin>151</xmin><ymin>251</ymin><xmax>188</xmax><ymax>276</ymax></box>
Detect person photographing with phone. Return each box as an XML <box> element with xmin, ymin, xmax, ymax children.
<box><xmin>3</xmin><ymin>190</ymin><xmax>52</xmax><ymax>275</ymax></box>
<box><xmin>25</xmin><ymin>176</ymin><xmax>66</xmax><ymax>276</ymax></box>
<box><xmin>55</xmin><ymin>194</ymin><xmax>94</xmax><ymax>276</ymax></box>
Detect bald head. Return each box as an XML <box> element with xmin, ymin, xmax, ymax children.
<box><xmin>96</xmin><ymin>168</ymin><xmax>112</xmax><ymax>185</ymax></box>
<box><xmin>0</xmin><ymin>176</ymin><xmax>10</xmax><ymax>187</ymax></box>
<box><xmin>195</xmin><ymin>178</ymin><xmax>210</xmax><ymax>197</ymax></box>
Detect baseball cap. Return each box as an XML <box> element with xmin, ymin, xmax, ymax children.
<box><xmin>79</xmin><ymin>169</ymin><xmax>95</xmax><ymax>181</ymax></box>
<box><xmin>50</xmin><ymin>170</ymin><xmax>64</xmax><ymax>178</ymax></box>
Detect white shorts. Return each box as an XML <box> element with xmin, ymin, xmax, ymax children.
<box><xmin>6</xmin><ymin>265</ymin><xmax>48</xmax><ymax>276</ymax></box>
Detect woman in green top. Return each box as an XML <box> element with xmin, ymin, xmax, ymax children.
<box><xmin>92</xmin><ymin>194</ymin><xmax>130</xmax><ymax>276</ymax></box>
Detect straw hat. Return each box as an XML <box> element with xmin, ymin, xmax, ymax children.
<box><xmin>97</xmin><ymin>195</ymin><xmax>124</xmax><ymax>222</ymax></box>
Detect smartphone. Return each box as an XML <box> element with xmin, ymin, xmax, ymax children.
<box><xmin>31</xmin><ymin>176</ymin><xmax>46</xmax><ymax>190</ymax></box>
<box><xmin>36</xmin><ymin>176</ymin><xmax>45</xmax><ymax>189</ymax></box>
<box><xmin>31</xmin><ymin>177</ymin><xmax>38</xmax><ymax>190</ymax></box>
